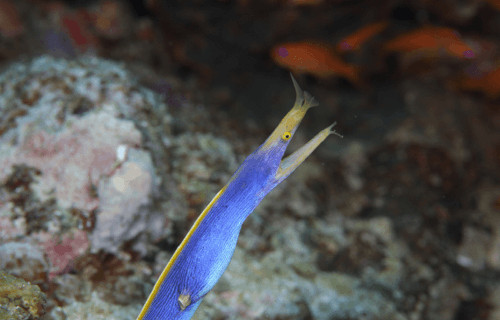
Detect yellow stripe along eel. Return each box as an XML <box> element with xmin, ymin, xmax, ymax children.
<box><xmin>137</xmin><ymin>75</ymin><xmax>340</xmax><ymax>320</ymax></box>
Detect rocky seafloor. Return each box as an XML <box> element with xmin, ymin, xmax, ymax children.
<box><xmin>0</xmin><ymin>55</ymin><xmax>499</xmax><ymax>320</ymax></box>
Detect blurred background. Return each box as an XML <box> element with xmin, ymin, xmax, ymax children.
<box><xmin>0</xmin><ymin>0</ymin><xmax>499</xmax><ymax>319</ymax></box>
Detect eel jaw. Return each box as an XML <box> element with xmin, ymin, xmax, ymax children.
<box><xmin>274</xmin><ymin>122</ymin><xmax>341</xmax><ymax>185</ymax></box>
<box><xmin>260</xmin><ymin>73</ymin><xmax>318</xmax><ymax>152</ymax></box>
<box><xmin>258</xmin><ymin>74</ymin><xmax>342</xmax><ymax>191</ymax></box>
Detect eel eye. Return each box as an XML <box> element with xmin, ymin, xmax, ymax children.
<box><xmin>282</xmin><ymin>131</ymin><xmax>292</xmax><ymax>141</ymax></box>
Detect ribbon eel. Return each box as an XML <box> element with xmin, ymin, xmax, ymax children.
<box><xmin>137</xmin><ymin>75</ymin><xmax>340</xmax><ymax>320</ymax></box>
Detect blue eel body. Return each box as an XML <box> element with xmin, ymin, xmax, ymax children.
<box><xmin>137</xmin><ymin>75</ymin><xmax>339</xmax><ymax>320</ymax></box>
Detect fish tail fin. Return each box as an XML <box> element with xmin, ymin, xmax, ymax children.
<box><xmin>344</xmin><ymin>64</ymin><xmax>364</xmax><ymax>87</ymax></box>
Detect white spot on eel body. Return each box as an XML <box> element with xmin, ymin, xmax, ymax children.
<box><xmin>178</xmin><ymin>293</ymin><xmax>191</xmax><ymax>311</ymax></box>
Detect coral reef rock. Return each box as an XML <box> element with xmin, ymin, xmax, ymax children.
<box><xmin>0</xmin><ymin>270</ymin><xmax>47</xmax><ymax>320</ymax></box>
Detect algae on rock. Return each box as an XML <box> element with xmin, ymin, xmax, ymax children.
<box><xmin>0</xmin><ymin>270</ymin><xmax>47</xmax><ymax>320</ymax></box>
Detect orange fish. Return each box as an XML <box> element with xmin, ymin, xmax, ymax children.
<box><xmin>61</xmin><ymin>13</ymin><xmax>94</xmax><ymax>49</ymax></box>
<box><xmin>458</xmin><ymin>66</ymin><xmax>500</xmax><ymax>98</ymax></box>
<box><xmin>337</xmin><ymin>21</ymin><xmax>388</xmax><ymax>52</ymax></box>
<box><xmin>483</xmin><ymin>0</ymin><xmax>500</xmax><ymax>11</ymax></box>
<box><xmin>384</xmin><ymin>26</ymin><xmax>475</xmax><ymax>59</ymax></box>
<box><xmin>0</xmin><ymin>0</ymin><xmax>24</xmax><ymax>38</ymax></box>
<box><xmin>271</xmin><ymin>41</ymin><xmax>359</xmax><ymax>83</ymax></box>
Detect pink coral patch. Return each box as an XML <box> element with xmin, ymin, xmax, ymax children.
<box><xmin>0</xmin><ymin>112</ymin><xmax>142</xmax><ymax>211</ymax></box>
<box><xmin>37</xmin><ymin>229</ymin><xmax>89</xmax><ymax>279</ymax></box>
